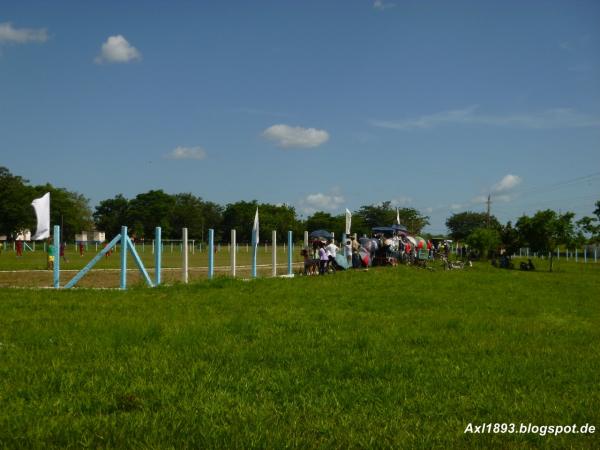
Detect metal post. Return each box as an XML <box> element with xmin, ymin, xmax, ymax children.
<box><xmin>251</xmin><ymin>239</ymin><xmax>257</xmax><ymax>279</ymax></box>
<box><xmin>304</xmin><ymin>231</ymin><xmax>308</xmax><ymax>248</ymax></box>
<box><xmin>53</xmin><ymin>225</ymin><xmax>60</xmax><ymax>288</ymax></box>
<box><xmin>182</xmin><ymin>228</ymin><xmax>188</xmax><ymax>283</ymax></box>
<box><xmin>272</xmin><ymin>230</ymin><xmax>277</xmax><ymax>277</ymax></box>
<box><xmin>584</xmin><ymin>247</ymin><xmax>587</xmax><ymax>263</ymax></box>
<box><xmin>231</xmin><ymin>229</ymin><xmax>236</xmax><ymax>277</ymax></box>
<box><xmin>208</xmin><ymin>229</ymin><xmax>214</xmax><ymax>279</ymax></box>
<box><xmin>288</xmin><ymin>231</ymin><xmax>293</xmax><ymax>276</ymax></box>
<box><xmin>155</xmin><ymin>227</ymin><xmax>161</xmax><ymax>286</ymax></box>
<box><xmin>575</xmin><ymin>248</ymin><xmax>578</xmax><ymax>263</ymax></box>
<box><xmin>342</xmin><ymin>233</ymin><xmax>347</xmax><ymax>257</ymax></box>
<box><xmin>557</xmin><ymin>247</ymin><xmax>559</xmax><ymax>261</ymax></box>
<box><xmin>120</xmin><ymin>226</ymin><xmax>128</xmax><ymax>289</ymax></box>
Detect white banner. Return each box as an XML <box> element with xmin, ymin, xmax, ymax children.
<box><xmin>31</xmin><ymin>192</ymin><xmax>50</xmax><ymax>240</ymax></box>
<box><xmin>345</xmin><ymin>208</ymin><xmax>352</xmax><ymax>235</ymax></box>
<box><xmin>252</xmin><ymin>208</ymin><xmax>259</xmax><ymax>245</ymax></box>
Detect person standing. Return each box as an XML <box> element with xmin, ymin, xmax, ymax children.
<box><xmin>79</xmin><ymin>241</ymin><xmax>84</xmax><ymax>257</ymax></box>
<box><xmin>344</xmin><ymin>239</ymin><xmax>352</xmax><ymax>267</ymax></box>
<box><xmin>318</xmin><ymin>242</ymin><xmax>328</xmax><ymax>275</ymax></box>
<box><xmin>16</xmin><ymin>239</ymin><xmax>23</xmax><ymax>257</ymax></box>
<box><xmin>325</xmin><ymin>239</ymin><xmax>338</xmax><ymax>273</ymax></box>
<box><xmin>60</xmin><ymin>242</ymin><xmax>68</xmax><ymax>263</ymax></box>
<box><xmin>47</xmin><ymin>239</ymin><xmax>56</xmax><ymax>270</ymax></box>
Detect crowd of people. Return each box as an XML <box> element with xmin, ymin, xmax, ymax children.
<box><xmin>301</xmin><ymin>233</ymin><xmax>459</xmax><ymax>276</ymax></box>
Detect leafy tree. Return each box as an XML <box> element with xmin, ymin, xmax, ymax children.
<box><xmin>516</xmin><ymin>210</ymin><xmax>576</xmax><ymax>271</ymax></box>
<box><xmin>258</xmin><ymin>203</ymin><xmax>301</xmax><ymax>243</ymax></box>
<box><xmin>576</xmin><ymin>216</ymin><xmax>599</xmax><ymax>244</ymax></box>
<box><xmin>0</xmin><ymin>167</ymin><xmax>92</xmax><ymax>240</ymax></box>
<box><xmin>305</xmin><ymin>212</ymin><xmax>344</xmax><ymax>235</ymax></box>
<box><xmin>93</xmin><ymin>194</ymin><xmax>130</xmax><ymax>239</ymax></box>
<box><xmin>356</xmin><ymin>202</ymin><xmax>429</xmax><ymax>235</ymax></box>
<box><xmin>397</xmin><ymin>207</ymin><xmax>430</xmax><ymax>235</ymax></box>
<box><xmin>222</xmin><ymin>200</ymin><xmax>260</xmax><ymax>243</ymax></box>
<box><xmin>127</xmin><ymin>190</ymin><xmax>176</xmax><ymax>239</ymax></box>
<box><xmin>575</xmin><ymin>201</ymin><xmax>600</xmax><ymax>244</ymax></box>
<box><xmin>171</xmin><ymin>194</ymin><xmax>223</xmax><ymax>241</ymax></box>
<box><xmin>500</xmin><ymin>221</ymin><xmax>520</xmax><ymax>255</ymax></box>
<box><xmin>446</xmin><ymin>211</ymin><xmax>501</xmax><ymax>241</ymax></box>
<box><xmin>466</xmin><ymin>228</ymin><xmax>501</xmax><ymax>259</ymax></box>
<box><xmin>0</xmin><ymin>167</ymin><xmax>35</xmax><ymax>237</ymax></box>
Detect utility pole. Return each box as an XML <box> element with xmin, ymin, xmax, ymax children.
<box><xmin>486</xmin><ymin>194</ymin><xmax>491</xmax><ymax>228</ymax></box>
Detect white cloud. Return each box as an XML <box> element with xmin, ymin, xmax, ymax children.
<box><xmin>471</xmin><ymin>174</ymin><xmax>522</xmax><ymax>204</ymax></box>
<box><xmin>492</xmin><ymin>174</ymin><xmax>522</xmax><ymax>193</ymax></box>
<box><xmin>0</xmin><ymin>22</ymin><xmax>48</xmax><ymax>44</ymax></box>
<box><xmin>371</xmin><ymin>106</ymin><xmax>600</xmax><ymax>130</ymax></box>
<box><xmin>300</xmin><ymin>189</ymin><xmax>344</xmax><ymax>214</ymax></box>
<box><xmin>94</xmin><ymin>35</ymin><xmax>141</xmax><ymax>64</ymax></box>
<box><xmin>450</xmin><ymin>203</ymin><xmax>464</xmax><ymax>211</ymax></box>
<box><xmin>373</xmin><ymin>0</ymin><xmax>396</xmax><ymax>10</ymax></box>
<box><xmin>165</xmin><ymin>146</ymin><xmax>207</xmax><ymax>160</ymax></box>
<box><xmin>262</xmin><ymin>124</ymin><xmax>329</xmax><ymax>149</ymax></box>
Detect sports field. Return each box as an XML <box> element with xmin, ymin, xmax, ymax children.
<box><xmin>0</xmin><ymin>245</ymin><xmax>304</xmax><ymax>287</ymax></box>
<box><xmin>1</xmin><ymin>260</ymin><xmax>598</xmax><ymax>448</ymax></box>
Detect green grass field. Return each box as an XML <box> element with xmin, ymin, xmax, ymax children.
<box><xmin>0</xmin><ymin>245</ymin><xmax>304</xmax><ymax>288</ymax></box>
<box><xmin>1</xmin><ymin>260</ymin><xmax>599</xmax><ymax>448</ymax></box>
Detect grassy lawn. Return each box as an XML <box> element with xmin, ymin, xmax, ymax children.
<box><xmin>0</xmin><ymin>244</ymin><xmax>303</xmax><ymax>271</ymax></box>
<box><xmin>1</xmin><ymin>262</ymin><xmax>599</xmax><ymax>448</ymax></box>
<box><xmin>0</xmin><ymin>245</ymin><xmax>304</xmax><ymax>287</ymax></box>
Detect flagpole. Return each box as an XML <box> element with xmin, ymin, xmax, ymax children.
<box><xmin>53</xmin><ymin>225</ymin><xmax>60</xmax><ymax>288</ymax></box>
<box><xmin>287</xmin><ymin>231</ymin><xmax>293</xmax><ymax>276</ymax></box>
<box><xmin>208</xmin><ymin>229</ymin><xmax>214</xmax><ymax>279</ymax></box>
<box><xmin>251</xmin><ymin>208</ymin><xmax>259</xmax><ymax>278</ymax></box>
<box><xmin>251</xmin><ymin>241</ymin><xmax>257</xmax><ymax>278</ymax></box>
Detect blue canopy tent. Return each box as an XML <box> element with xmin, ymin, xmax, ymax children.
<box><xmin>309</xmin><ymin>229</ymin><xmax>333</xmax><ymax>239</ymax></box>
<box><xmin>371</xmin><ymin>224</ymin><xmax>408</xmax><ymax>235</ymax></box>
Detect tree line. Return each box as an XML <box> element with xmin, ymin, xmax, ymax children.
<box><xmin>445</xmin><ymin>207</ymin><xmax>600</xmax><ymax>269</ymax></box>
<box><xmin>2</xmin><ymin>166</ymin><xmax>598</xmax><ymax>252</ymax></box>
<box><xmin>0</xmin><ymin>167</ymin><xmax>429</xmax><ymax>242</ymax></box>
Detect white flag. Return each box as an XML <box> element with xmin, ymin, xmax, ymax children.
<box><xmin>345</xmin><ymin>208</ymin><xmax>352</xmax><ymax>235</ymax></box>
<box><xmin>396</xmin><ymin>207</ymin><xmax>401</xmax><ymax>225</ymax></box>
<box><xmin>31</xmin><ymin>192</ymin><xmax>50</xmax><ymax>240</ymax></box>
<box><xmin>252</xmin><ymin>208</ymin><xmax>259</xmax><ymax>246</ymax></box>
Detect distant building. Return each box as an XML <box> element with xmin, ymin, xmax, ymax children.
<box><xmin>75</xmin><ymin>231</ymin><xmax>106</xmax><ymax>243</ymax></box>
<box><xmin>15</xmin><ymin>230</ymin><xmax>31</xmax><ymax>241</ymax></box>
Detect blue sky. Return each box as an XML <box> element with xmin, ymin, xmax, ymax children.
<box><xmin>1</xmin><ymin>0</ymin><xmax>599</xmax><ymax>234</ymax></box>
